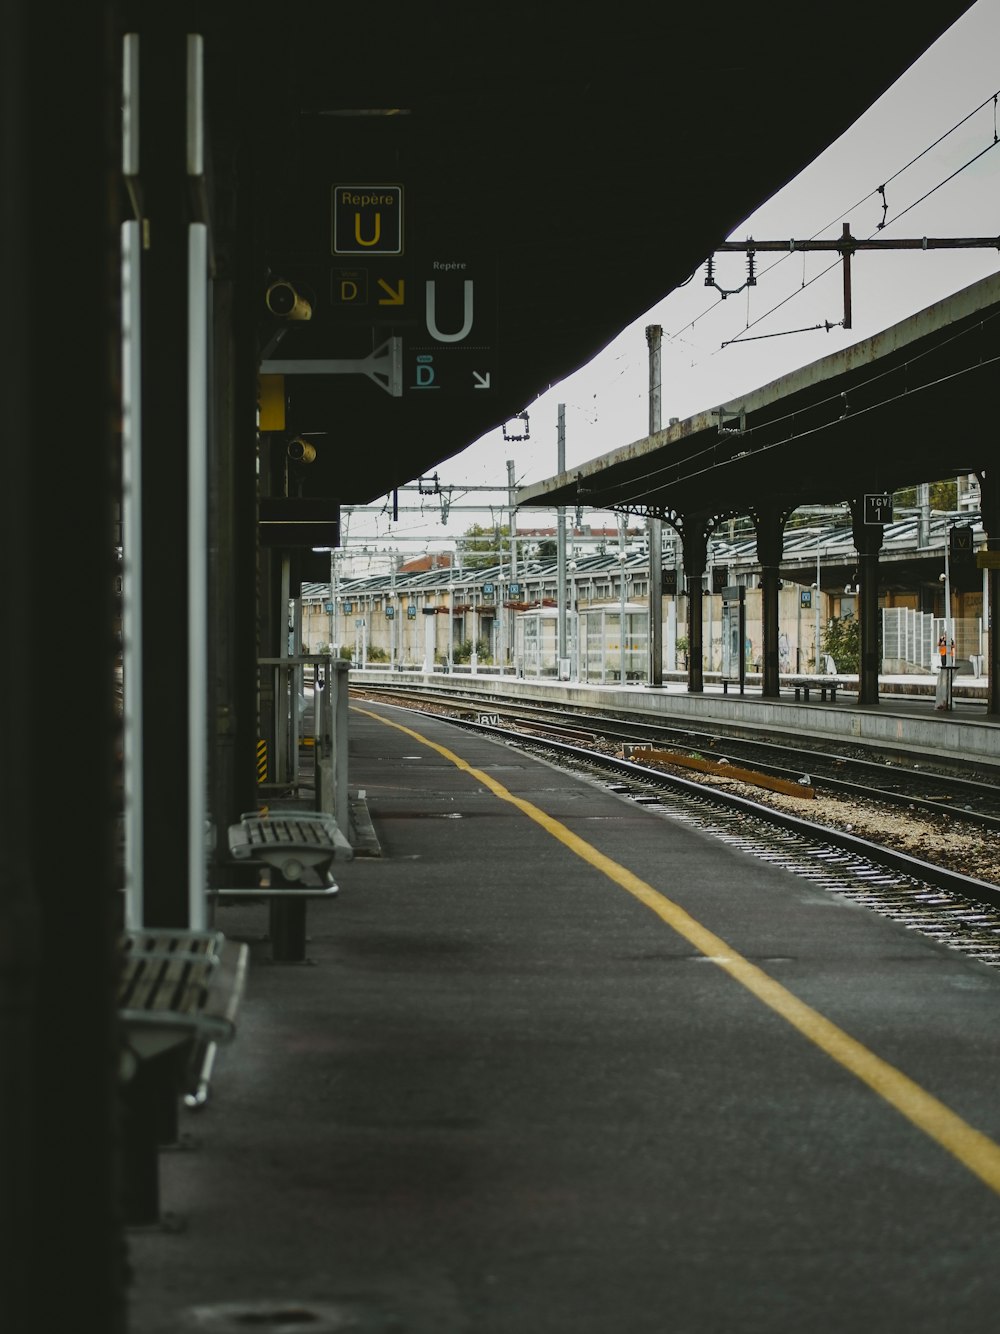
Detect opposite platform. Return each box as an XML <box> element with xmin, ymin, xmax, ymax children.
<box><xmin>349</xmin><ymin>668</ymin><xmax>999</xmax><ymax>768</ymax></box>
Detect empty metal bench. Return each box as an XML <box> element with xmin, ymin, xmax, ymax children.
<box><xmin>118</xmin><ymin>928</ymin><xmax>248</xmax><ymax>1226</ymax></box>
<box><xmin>224</xmin><ymin>810</ymin><xmax>353</xmax><ymax>961</ymax></box>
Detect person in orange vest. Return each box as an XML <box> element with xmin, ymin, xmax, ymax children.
<box><xmin>938</xmin><ymin>633</ymin><xmax>948</xmax><ymax>668</ymax></box>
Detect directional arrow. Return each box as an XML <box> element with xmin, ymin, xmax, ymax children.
<box><xmin>377</xmin><ymin>278</ymin><xmax>405</xmax><ymax>306</ymax></box>
<box><xmin>473</xmin><ymin>370</ymin><xmax>491</xmax><ymax>389</ymax></box>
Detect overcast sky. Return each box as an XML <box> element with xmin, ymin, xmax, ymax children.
<box><xmin>344</xmin><ymin>1</ymin><xmax>999</xmax><ymax>551</ymax></box>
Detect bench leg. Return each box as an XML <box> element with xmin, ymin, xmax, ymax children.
<box><xmin>120</xmin><ymin>1055</ymin><xmax>174</xmax><ymax>1226</ymax></box>
<box><xmin>269</xmin><ymin>897</ymin><xmax>307</xmax><ymax>962</ymax></box>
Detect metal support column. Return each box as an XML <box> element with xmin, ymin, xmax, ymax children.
<box><xmin>752</xmin><ymin>505</ymin><xmax>787</xmax><ymax>699</ymax></box>
<box><xmin>682</xmin><ymin>520</ymin><xmax>708</xmax><ymax>693</ymax></box>
<box><xmin>977</xmin><ymin>466</ymin><xmax>1000</xmax><ymax>718</ymax></box>
<box><xmin>850</xmin><ymin>500</ymin><xmax>885</xmax><ymax>707</ymax></box>
<box><xmin>646</xmin><ymin>326</ymin><xmax>663</xmax><ymax>686</ymax></box>
<box><xmin>556</xmin><ymin>405</ymin><xmax>569</xmax><ymax>674</ymax></box>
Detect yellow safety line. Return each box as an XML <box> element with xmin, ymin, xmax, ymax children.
<box><xmin>353</xmin><ymin>704</ymin><xmax>1000</xmax><ymax>1197</ymax></box>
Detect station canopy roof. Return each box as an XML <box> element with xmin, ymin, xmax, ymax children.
<box><xmin>515</xmin><ymin>271</ymin><xmax>1000</xmax><ymax>522</ymax></box>
<box><xmin>203</xmin><ymin>2</ymin><xmax>977</xmax><ymax>503</ymax></box>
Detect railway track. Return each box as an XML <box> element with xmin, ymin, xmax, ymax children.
<box><xmin>352</xmin><ymin>681</ymin><xmax>1000</xmax><ymax>971</ymax></box>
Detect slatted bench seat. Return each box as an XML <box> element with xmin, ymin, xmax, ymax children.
<box><xmin>227</xmin><ymin>810</ymin><xmax>352</xmax><ymax>884</ymax></box>
<box><xmin>788</xmin><ymin>676</ymin><xmax>840</xmax><ymax>702</ymax></box>
<box><xmin>118</xmin><ymin>928</ymin><xmax>248</xmax><ymax>1225</ymax></box>
<box><xmin>222</xmin><ymin>810</ymin><xmax>353</xmax><ymax>961</ymax></box>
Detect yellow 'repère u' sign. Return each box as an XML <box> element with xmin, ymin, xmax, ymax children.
<box><xmin>332</xmin><ymin>184</ymin><xmax>404</xmax><ymax>257</ymax></box>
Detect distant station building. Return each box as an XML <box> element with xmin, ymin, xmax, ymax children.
<box><xmin>299</xmin><ymin>507</ymin><xmax>988</xmax><ymax>682</ymax></box>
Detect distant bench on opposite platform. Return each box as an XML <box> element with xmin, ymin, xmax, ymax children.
<box><xmin>788</xmin><ymin>676</ymin><xmax>841</xmax><ymax>702</ymax></box>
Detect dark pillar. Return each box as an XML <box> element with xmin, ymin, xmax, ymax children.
<box><xmin>137</xmin><ymin>20</ymin><xmax>193</xmax><ymax>925</ymax></box>
<box><xmin>682</xmin><ymin>520</ymin><xmax>708</xmax><ymax>693</ymax></box>
<box><xmin>850</xmin><ymin>501</ymin><xmax>885</xmax><ymax>707</ymax></box>
<box><xmin>209</xmin><ymin>270</ymin><xmax>260</xmax><ymax>887</ymax></box>
<box><xmin>1</xmin><ymin>2</ymin><xmax>126</xmax><ymax>1328</ymax></box>
<box><xmin>752</xmin><ymin>506</ymin><xmax>788</xmax><ymax>699</ymax></box>
<box><xmin>977</xmin><ymin>467</ymin><xmax>1000</xmax><ymax>719</ymax></box>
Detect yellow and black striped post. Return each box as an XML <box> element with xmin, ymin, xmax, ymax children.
<box><xmin>256</xmin><ymin>738</ymin><xmax>268</xmax><ymax>784</ymax></box>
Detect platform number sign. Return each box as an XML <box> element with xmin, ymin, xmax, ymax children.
<box><xmin>949</xmin><ymin>524</ymin><xmax>974</xmax><ymax>565</ymax></box>
<box><xmin>863</xmin><ymin>492</ymin><xmax>893</xmax><ymax>525</ymax></box>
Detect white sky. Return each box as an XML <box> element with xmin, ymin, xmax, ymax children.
<box><xmin>345</xmin><ymin>1</ymin><xmax>1000</xmax><ymax>552</ymax></box>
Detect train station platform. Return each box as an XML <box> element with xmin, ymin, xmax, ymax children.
<box><xmin>125</xmin><ymin>699</ymin><xmax>1000</xmax><ymax>1332</ymax></box>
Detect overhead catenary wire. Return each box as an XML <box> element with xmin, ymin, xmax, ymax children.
<box><xmin>667</xmin><ymin>86</ymin><xmax>1000</xmax><ymax>351</ymax></box>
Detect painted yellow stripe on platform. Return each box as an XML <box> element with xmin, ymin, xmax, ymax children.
<box><xmin>354</xmin><ymin>703</ymin><xmax>1000</xmax><ymax>1198</ymax></box>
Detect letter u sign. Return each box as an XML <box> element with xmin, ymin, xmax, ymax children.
<box><xmin>353</xmin><ymin>213</ymin><xmax>382</xmax><ymax>247</ymax></box>
<box><xmin>425</xmin><ymin>280</ymin><xmax>474</xmax><ymax>342</ymax></box>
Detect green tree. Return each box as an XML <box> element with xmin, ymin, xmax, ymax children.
<box><xmin>893</xmin><ymin>479</ymin><xmax>958</xmax><ymax>511</ymax></box>
<box><xmin>460</xmin><ymin>523</ymin><xmax>509</xmax><ymax>570</ymax></box>
<box><xmin>453</xmin><ymin>637</ymin><xmax>492</xmax><ymax>664</ymax></box>
<box><xmin>821</xmin><ymin>615</ymin><xmax>860</xmax><ymax>673</ymax></box>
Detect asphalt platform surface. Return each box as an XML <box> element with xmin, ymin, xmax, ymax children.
<box><xmin>126</xmin><ymin>698</ymin><xmax>1000</xmax><ymax>1333</ymax></box>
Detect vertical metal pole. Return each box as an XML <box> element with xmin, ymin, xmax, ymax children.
<box><xmin>646</xmin><ymin>326</ymin><xmax>663</xmax><ymax>685</ymax></box>
<box><xmin>841</xmin><ymin>223</ymin><xmax>853</xmax><ymax>330</ymax></box>
<box><xmin>556</xmin><ymin>405</ymin><xmax>567</xmax><ymax>670</ymax></box>
<box><xmin>390</xmin><ymin>569</ymin><xmax>396</xmax><ymax>669</ymax></box>
<box><xmin>333</xmin><ymin>658</ymin><xmax>350</xmax><ymax>836</ymax></box>
<box><xmin>448</xmin><ymin>582</ymin><xmax>455</xmax><ymax>668</ymax></box>
<box><xmin>508</xmin><ymin>458</ymin><xmax>518</xmax><ymax>583</ymax></box>
<box><xmin>334</xmin><ymin>549</ymin><xmax>344</xmax><ymax>653</ymax></box>
<box><xmin>423</xmin><ymin>608</ymin><xmax>435</xmax><ymax>672</ymax></box>
<box><xmin>187</xmin><ymin>216</ymin><xmax>208</xmax><ymax>929</ymax></box>
<box><xmin>316</xmin><ymin>656</ymin><xmax>334</xmax><ymax>817</ymax></box>
<box><xmin>291</xmin><ymin>599</ymin><xmax>303</xmax><ymax>777</ymax></box>
<box><xmin>619</xmin><ymin>515</ymin><xmax>627</xmax><ymax>681</ymax></box>
<box><xmin>815</xmin><ymin>546</ymin><xmax>821</xmax><ymax>670</ymax></box>
<box><xmin>122</xmin><ymin>210</ymin><xmax>144</xmax><ymax>928</ymax></box>
<box><xmin>186</xmin><ymin>39</ymin><xmax>207</xmax><ymax>925</ymax></box>
<box><xmin>276</xmin><ymin>557</ymin><xmax>291</xmax><ymax>781</ymax></box>
<box><xmin>944</xmin><ymin>530</ymin><xmax>953</xmax><ymax>658</ymax></box>
<box><xmin>918</xmin><ymin>482</ymin><xmax>930</xmax><ymax>549</ymax></box>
